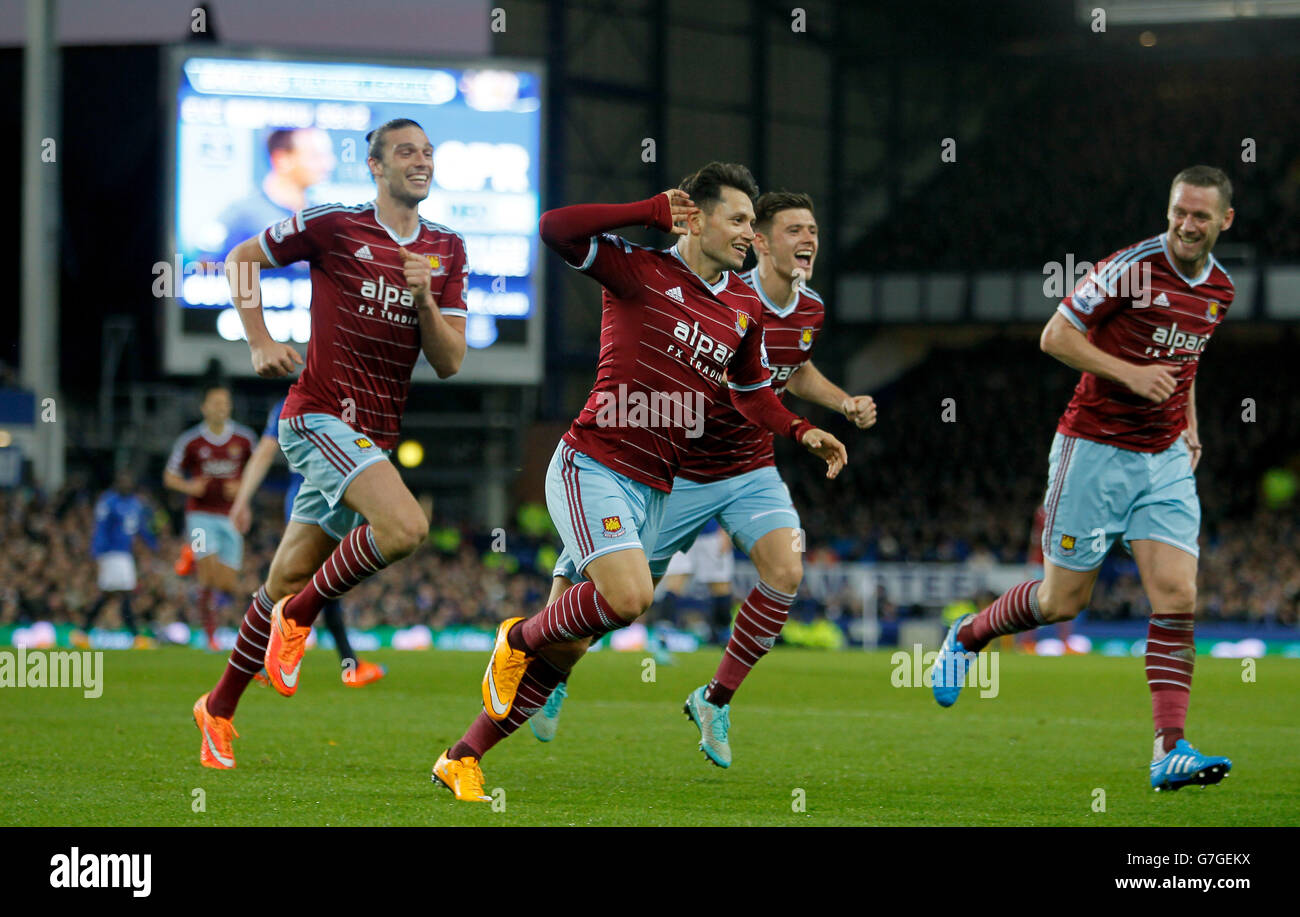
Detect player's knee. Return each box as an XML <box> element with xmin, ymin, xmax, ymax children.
<box><xmin>762</xmin><ymin>557</ymin><xmax>803</xmax><ymax>595</ymax></box>
<box><xmin>375</xmin><ymin>510</ymin><xmax>429</xmax><ymax>560</ymax></box>
<box><xmin>1037</xmin><ymin>585</ymin><xmax>1087</xmax><ymax>623</ymax></box>
<box><xmin>1151</xmin><ymin>580</ymin><xmax>1196</xmax><ymax>615</ymax></box>
<box><xmin>601</xmin><ymin>584</ymin><xmax>654</xmax><ymax>622</ymax></box>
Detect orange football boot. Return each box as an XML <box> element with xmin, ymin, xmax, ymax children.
<box><xmin>342</xmin><ymin>660</ymin><xmax>388</xmax><ymax>687</ymax></box>
<box><xmin>263</xmin><ymin>594</ymin><xmax>310</xmax><ymax>697</ymax></box>
<box><xmin>431</xmin><ymin>749</ymin><xmax>491</xmax><ymax>802</ymax></box>
<box><xmin>481</xmin><ymin>617</ymin><xmax>531</xmax><ymax>722</ymax></box>
<box><xmin>193</xmin><ymin>693</ymin><xmax>238</xmax><ymax>769</ymax></box>
<box><xmin>175</xmin><ymin>544</ymin><xmax>195</xmax><ymax>577</ymax></box>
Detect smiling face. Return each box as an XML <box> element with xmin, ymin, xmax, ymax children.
<box><xmin>755</xmin><ymin>207</ymin><xmax>818</xmax><ymax>283</ymax></box>
<box><xmin>695</xmin><ymin>186</ymin><xmax>756</xmax><ymax>272</ymax></box>
<box><xmin>1166</xmin><ymin>182</ymin><xmax>1233</xmax><ymax>273</ymax></box>
<box><xmin>369</xmin><ymin>124</ymin><xmax>434</xmax><ymax>207</ymax></box>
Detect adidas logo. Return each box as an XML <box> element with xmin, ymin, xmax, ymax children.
<box><xmin>665</xmin><ymin>286</ymin><xmax>684</xmax><ymax>303</ymax></box>
<box><xmin>1153</xmin><ymin>292</ymin><xmax>1170</xmax><ymax>306</ymax></box>
<box><xmin>354</xmin><ymin>244</ymin><xmax>374</xmax><ymax>261</ymax></box>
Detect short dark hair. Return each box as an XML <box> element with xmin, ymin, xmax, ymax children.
<box><xmin>754</xmin><ymin>191</ymin><xmax>815</xmax><ymax>234</ymax></box>
<box><xmin>201</xmin><ymin>382</ymin><xmax>229</xmax><ymax>402</ymax></box>
<box><xmin>266</xmin><ymin>128</ymin><xmax>298</xmax><ymax>157</ymax></box>
<box><xmin>1170</xmin><ymin>165</ymin><xmax>1232</xmax><ymax>212</ymax></box>
<box><xmin>366</xmin><ymin>118</ymin><xmax>426</xmax><ymax>164</ymax></box>
<box><xmin>678</xmin><ymin>161</ymin><xmax>759</xmax><ymax>212</ymax></box>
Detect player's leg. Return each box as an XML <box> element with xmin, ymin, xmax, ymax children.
<box><xmin>195</xmin><ymin>555</ymin><xmax>222</xmax><ymax>650</ymax></box>
<box><xmin>1128</xmin><ymin>439</ymin><xmax>1230</xmax><ymax>789</ymax></box>
<box><xmin>206</xmin><ymin>522</ymin><xmax>338</xmax><ymax>711</ymax></box>
<box><xmin>457</xmin><ymin>572</ymin><xmax>587</xmax><ymax>752</ymax></box>
<box><xmin>278</xmin><ymin>459</ymin><xmax>426</xmax><ymax>630</ymax></box>
<box><xmin>934</xmin><ymin>433</ymin><xmax>1117</xmax><ymax>706</ymax></box>
<box><xmin>1133</xmin><ymin>539</ymin><xmax>1229</xmax><ymax>788</ymax></box>
<box><xmin>261</xmin><ymin>415</ymin><xmax>423</xmax><ymax>695</ymax></box>
<box><xmin>435</xmin><ymin>446</ymin><xmax>662</xmax><ymax>799</ymax></box>
<box><xmin>194</xmin><ymin>520</ymin><xmax>338</xmax><ymax>768</ymax></box>
<box><xmin>703</xmin><ymin>525</ymin><xmax>797</xmax><ymax>709</ymax></box>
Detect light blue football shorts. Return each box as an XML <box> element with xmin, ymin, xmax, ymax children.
<box><xmin>278</xmin><ymin>413</ymin><xmax>389</xmax><ymax>542</ymax></box>
<box><xmin>185</xmin><ymin>511</ymin><xmax>244</xmax><ymax>570</ymax></box>
<box><xmin>546</xmin><ymin>442</ymin><xmax>668</xmax><ymax>580</ymax></box>
<box><xmin>646</xmin><ymin>465</ymin><xmax>800</xmax><ymax>579</ymax></box>
<box><xmin>1040</xmin><ymin>431</ymin><xmax>1200</xmax><ymax>571</ymax></box>
<box><xmin>554</xmin><ymin>463</ymin><xmax>800</xmax><ymax>582</ymax></box>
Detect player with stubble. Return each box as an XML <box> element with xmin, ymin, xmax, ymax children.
<box><xmin>930</xmin><ymin>166</ymin><xmax>1237</xmax><ymax>793</ymax></box>
<box><xmin>191</xmin><ymin>119</ymin><xmax>468</xmax><ymax>769</ymax></box>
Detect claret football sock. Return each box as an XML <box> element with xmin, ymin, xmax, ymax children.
<box><xmin>284</xmin><ymin>525</ymin><xmax>389</xmax><ymax>628</ymax></box>
<box><xmin>1147</xmin><ymin>614</ymin><xmax>1195</xmax><ymax>752</ymax></box>
<box><xmin>956</xmin><ymin>580</ymin><xmax>1045</xmax><ymax>653</ymax></box>
<box><xmin>450</xmin><ymin>656</ymin><xmax>568</xmax><ymax>759</ymax></box>
<box><xmin>706</xmin><ymin>581</ymin><xmax>795</xmax><ymax>706</ymax></box>
<box><xmin>513</xmin><ymin>580</ymin><xmax>625</xmax><ymax>653</ymax></box>
<box><xmin>208</xmin><ymin>586</ymin><xmax>275</xmax><ymax>718</ymax></box>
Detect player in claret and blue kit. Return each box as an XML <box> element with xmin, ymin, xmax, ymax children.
<box><xmin>431</xmin><ymin>163</ymin><xmax>849</xmax><ymax>801</ymax></box>
<box><xmin>930</xmin><ymin>166</ymin><xmax>1237</xmax><ymax>792</ymax></box>
<box><xmin>533</xmin><ymin>191</ymin><xmax>878</xmax><ymax>767</ymax></box>
<box><xmin>191</xmin><ymin>118</ymin><xmax>468</xmax><ymax>769</ymax></box>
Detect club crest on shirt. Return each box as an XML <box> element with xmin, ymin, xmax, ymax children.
<box><xmin>602</xmin><ymin>516</ymin><xmax>625</xmax><ymax>537</ymax></box>
<box><xmin>799</xmin><ymin>327</ymin><xmax>815</xmax><ymax>351</ymax></box>
<box><xmin>735</xmin><ymin>311</ymin><xmax>749</xmax><ymax>336</ymax></box>
<box><xmin>1059</xmin><ymin>534</ymin><xmax>1076</xmax><ymax>555</ymax></box>
<box><xmin>427</xmin><ymin>254</ymin><xmax>446</xmax><ymax>275</ymax></box>
<box><xmin>354</xmin><ymin>437</ymin><xmax>374</xmax><ymax>450</ymax></box>
<box><xmin>1206</xmin><ymin>301</ymin><xmax>1220</xmax><ymax>321</ymax></box>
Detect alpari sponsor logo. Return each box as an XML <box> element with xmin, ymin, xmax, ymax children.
<box><xmin>358</xmin><ymin>275</ymin><xmax>421</xmax><ymax>325</ymax></box>
<box><xmin>593</xmin><ymin>383</ymin><xmax>707</xmax><ymax>439</ymax></box>
<box><xmin>768</xmin><ymin>363</ymin><xmax>803</xmax><ymax>393</ymax></box>
<box><xmin>1144</xmin><ymin>322</ymin><xmax>1210</xmax><ymax>358</ymax></box>
<box><xmin>666</xmin><ymin>319</ymin><xmax>737</xmax><ymax>383</ymax></box>
<box><xmin>200</xmin><ymin>460</ymin><xmax>241</xmax><ymax>478</ymax></box>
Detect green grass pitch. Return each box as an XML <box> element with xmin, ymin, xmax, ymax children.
<box><xmin>1</xmin><ymin>648</ymin><xmax>1296</xmax><ymax>826</ymax></box>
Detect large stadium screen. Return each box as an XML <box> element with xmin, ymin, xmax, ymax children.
<box><xmin>162</xmin><ymin>49</ymin><xmax>545</xmax><ymax>384</ymax></box>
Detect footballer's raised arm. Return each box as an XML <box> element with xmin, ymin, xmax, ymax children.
<box><xmin>538</xmin><ymin>191</ymin><xmax>696</xmax><ymax>298</ymax></box>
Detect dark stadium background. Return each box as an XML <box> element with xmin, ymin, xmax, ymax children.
<box><xmin>3</xmin><ymin>0</ymin><xmax>1299</xmax><ymax>649</ymax></box>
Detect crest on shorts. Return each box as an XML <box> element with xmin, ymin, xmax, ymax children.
<box><xmin>735</xmin><ymin>311</ymin><xmax>749</xmax><ymax>336</ymax></box>
<box><xmin>1059</xmin><ymin>534</ymin><xmax>1076</xmax><ymax>555</ymax></box>
<box><xmin>602</xmin><ymin>516</ymin><xmax>625</xmax><ymax>537</ymax></box>
<box><xmin>354</xmin><ymin>437</ymin><xmax>374</xmax><ymax>450</ymax></box>
<box><xmin>799</xmin><ymin>327</ymin><xmax>814</xmax><ymax>351</ymax></box>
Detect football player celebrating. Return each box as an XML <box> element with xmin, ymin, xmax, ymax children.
<box><xmin>192</xmin><ymin>119</ymin><xmax>467</xmax><ymax>769</ymax></box>
<box><xmin>930</xmin><ymin>166</ymin><xmax>1236</xmax><ymax>792</ymax></box>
